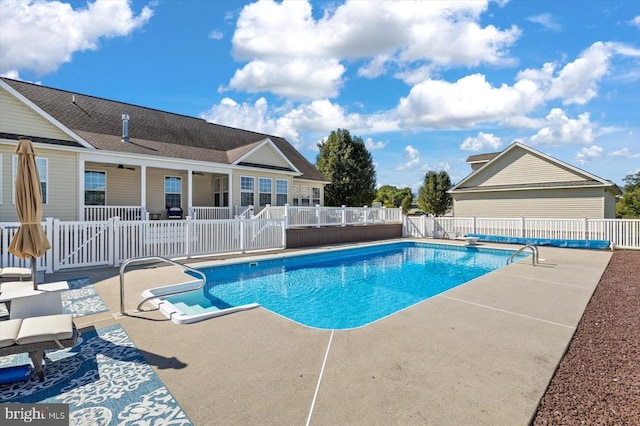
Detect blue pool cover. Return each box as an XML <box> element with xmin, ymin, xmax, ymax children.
<box><xmin>466</xmin><ymin>234</ymin><xmax>611</xmax><ymax>250</ymax></box>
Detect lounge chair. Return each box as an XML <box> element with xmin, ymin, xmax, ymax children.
<box><xmin>0</xmin><ymin>267</ymin><xmax>31</xmax><ymax>281</ymax></box>
<box><xmin>0</xmin><ymin>314</ymin><xmax>78</xmax><ymax>379</ymax></box>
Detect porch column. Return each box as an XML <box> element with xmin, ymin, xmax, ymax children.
<box><xmin>140</xmin><ymin>166</ymin><xmax>147</xmax><ymax>211</ymax></box>
<box><xmin>187</xmin><ymin>169</ymin><xmax>193</xmax><ymax>214</ymax></box>
<box><xmin>227</xmin><ymin>171</ymin><xmax>233</xmax><ymax>216</ymax></box>
<box><xmin>78</xmin><ymin>159</ymin><xmax>85</xmax><ymax>220</ymax></box>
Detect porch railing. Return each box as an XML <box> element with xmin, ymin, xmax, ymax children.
<box><xmin>190</xmin><ymin>207</ymin><xmax>232</xmax><ymax>220</ymax></box>
<box><xmin>84</xmin><ymin>205</ymin><xmax>147</xmax><ymax>221</ymax></box>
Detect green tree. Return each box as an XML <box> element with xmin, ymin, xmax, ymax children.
<box><xmin>417</xmin><ymin>170</ymin><xmax>453</xmax><ymax>216</ymax></box>
<box><xmin>374</xmin><ymin>185</ymin><xmax>414</xmax><ymax>214</ymax></box>
<box><xmin>316</xmin><ymin>129</ymin><xmax>376</xmax><ymax>206</ymax></box>
<box><xmin>616</xmin><ymin>171</ymin><xmax>640</xmax><ymax>218</ymax></box>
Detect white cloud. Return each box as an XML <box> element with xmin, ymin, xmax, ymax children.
<box><xmin>209</xmin><ymin>30</ymin><xmax>224</xmax><ymax>40</ymax></box>
<box><xmin>229</xmin><ymin>0</ymin><xmax>520</xmax><ymax>99</ymax></box>
<box><xmin>608</xmin><ymin>147</ymin><xmax>640</xmax><ymax>158</ymax></box>
<box><xmin>526</xmin><ymin>13</ymin><xmax>562</xmax><ymax>32</ymax></box>
<box><xmin>529</xmin><ymin>108</ymin><xmax>595</xmax><ymax>146</ymax></box>
<box><xmin>546</xmin><ymin>42</ymin><xmax>612</xmax><ymax>105</ymax></box>
<box><xmin>395</xmin><ymin>145</ymin><xmax>420</xmax><ymax>171</ymax></box>
<box><xmin>460</xmin><ymin>132</ymin><xmax>503</xmax><ymax>151</ymax></box>
<box><xmin>574</xmin><ymin>145</ymin><xmax>603</xmax><ymax>164</ymax></box>
<box><xmin>395</xmin><ymin>74</ymin><xmax>539</xmax><ymax>128</ymax></box>
<box><xmin>631</xmin><ymin>16</ymin><xmax>640</xmax><ymax>28</ymax></box>
<box><xmin>364</xmin><ymin>138</ymin><xmax>387</xmax><ymax>150</ymax></box>
<box><xmin>0</xmin><ymin>0</ymin><xmax>153</xmax><ymax>76</ymax></box>
<box><xmin>200</xmin><ymin>97</ymin><xmax>301</xmax><ymax>144</ymax></box>
<box><xmin>225</xmin><ymin>59</ymin><xmax>345</xmax><ymax>100</ymax></box>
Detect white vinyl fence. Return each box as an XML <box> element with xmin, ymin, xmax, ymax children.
<box><xmin>1</xmin><ymin>217</ymin><xmax>285</xmax><ymax>273</ymax></box>
<box><xmin>404</xmin><ymin>216</ymin><xmax>640</xmax><ymax>249</ymax></box>
<box><xmin>3</xmin><ymin>211</ymin><xmax>638</xmax><ymax>274</ymax></box>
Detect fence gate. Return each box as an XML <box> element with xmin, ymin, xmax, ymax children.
<box><xmin>53</xmin><ymin>219</ymin><xmax>113</xmax><ymax>270</ymax></box>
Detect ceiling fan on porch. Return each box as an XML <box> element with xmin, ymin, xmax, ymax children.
<box><xmin>116</xmin><ymin>164</ymin><xmax>135</xmax><ymax>170</ymax></box>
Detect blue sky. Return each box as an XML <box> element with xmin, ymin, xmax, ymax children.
<box><xmin>1</xmin><ymin>0</ymin><xmax>639</xmax><ymax>192</ymax></box>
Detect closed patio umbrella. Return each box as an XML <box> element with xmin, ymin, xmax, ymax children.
<box><xmin>8</xmin><ymin>138</ymin><xmax>51</xmax><ymax>290</ymax></box>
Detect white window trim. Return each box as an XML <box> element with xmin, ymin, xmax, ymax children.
<box><xmin>259</xmin><ymin>177</ymin><xmax>272</xmax><ymax>206</ymax></box>
<box><xmin>164</xmin><ymin>175</ymin><xmax>182</xmax><ymax>208</ymax></box>
<box><xmin>84</xmin><ymin>170</ymin><xmax>107</xmax><ymax>206</ymax></box>
<box><xmin>276</xmin><ymin>179</ymin><xmax>288</xmax><ymax>206</ymax></box>
<box><xmin>12</xmin><ymin>155</ymin><xmax>49</xmax><ymax>205</ymax></box>
<box><xmin>240</xmin><ymin>175</ymin><xmax>255</xmax><ymax>206</ymax></box>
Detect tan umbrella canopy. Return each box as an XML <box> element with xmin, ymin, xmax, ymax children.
<box><xmin>8</xmin><ymin>138</ymin><xmax>51</xmax><ymax>290</ymax></box>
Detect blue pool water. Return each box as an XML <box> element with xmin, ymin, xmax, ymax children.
<box><xmin>167</xmin><ymin>242</ymin><xmax>522</xmax><ymax>329</ymax></box>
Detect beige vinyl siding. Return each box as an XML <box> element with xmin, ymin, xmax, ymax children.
<box><xmin>604</xmin><ymin>190</ymin><xmax>617</xmax><ymax>218</ymax></box>
<box><xmin>192</xmin><ymin>174</ymin><xmax>214</xmax><ymax>206</ymax></box>
<box><xmin>1</xmin><ymin>145</ymin><xmax>78</xmax><ymax>221</ymax></box>
<box><xmin>145</xmin><ymin>168</ymin><xmax>188</xmax><ymax>216</ymax></box>
<box><xmin>453</xmin><ymin>187</ymin><xmax>606</xmax><ymax>218</ymax></box>
<box><xmin>243</xmin><ymin>144</ymin><xmax>291</xmax><ymax>169</ymax></box>
<box><xmin>0</xmin><ymin>89</ymin><xmax>75</xmax><ymax>141</ymax></box>
<box><xmin>104</xmin><ymin>168</ymin><xmax>142</xmax><ymax>206</ymax></box>
<box><xmin>464</xmin><ymin>149</ymin><xmax>587</xmax><ymax>188</ymax></box>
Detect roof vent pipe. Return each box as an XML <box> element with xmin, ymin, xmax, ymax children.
<box><xmin>121</xmin><ymin>114</ymin><xmax>130</xmax><ymax>143</ymax></box>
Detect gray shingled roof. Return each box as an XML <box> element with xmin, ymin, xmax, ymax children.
<box><xmin>465</xmin><ymin>152</ymin><xmax>500</xmax><ymax>163</ymax></box>
<box><xmin>2</xmin><ymin>77</ymin><xmax>326</xmax><ymax>181</ymax></box>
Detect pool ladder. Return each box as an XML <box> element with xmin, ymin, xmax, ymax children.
<box><xmin>506</xmin><ymin>244</ymin><xmax>539</xmax><ymax>266</ymax></box>
<box><xmin>118</xmin><ymin>256</ymin><xmax>206</xmax><ymax>315</ymax></box>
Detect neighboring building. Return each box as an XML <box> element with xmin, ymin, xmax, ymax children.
<box><xmin>0</xmin><ymin>78</ymin><xmax>328</xmax><ymax>221</ymax></box>
<box><xmin>450</xmin><ymin>141</ymin><xmax>621</xmax><ymax>218</ymax></box>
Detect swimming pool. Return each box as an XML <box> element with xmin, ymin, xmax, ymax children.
<box><xmin>149</xmin><ymin>242</ymin><xmax>524</xmax><ymax>329</ymax></box>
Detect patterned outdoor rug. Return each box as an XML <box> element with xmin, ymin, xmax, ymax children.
<box><xmin>0</xmin><ymin>324</ymin><xmax>192</xmax><ymax>425</ymax></box>
<box><xmin>0</xmin><ymin>277</ymin><xmax>108</xmax><ymax>318</ymax></box>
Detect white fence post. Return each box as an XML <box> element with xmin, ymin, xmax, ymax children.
<box><xmin>520</xmin><ymin>216</ymin><xmax>526</xmax><ymax>238</ymax></box>
<box><xmin>186</xmin><ymin>216</ymin><xmax>192</xmax><ymax>258</ymax></box>
<box><xmin>111</xmin><ymin>217</ymin><xmax>119</xmax><ymax>267</ymax></box>
<box><xmin>316</xmin><ymin>204</ymin><xmax>321</xmax><ymax>228</ymax></box>
<box><xmin>342</xmin><ymin>205</ymin><xmax>347</xmax><ymax>227</ymax></box>
<box><xmin>583</xmin><ymin>217</ymin><xmax>588</xmax><ymax>240</ymax></box>
<box><xmin>472</xmin><ymin>216</ymin><xmax>477</xmax><ymax>235</ymax></box>
<box><xmin>45</xmin><ymin>217</ymin><xmax>54</xmax><ymax>273</ymax></box>
<box><xmin>284</xmin><ymin>203</ymin><xmax>290</xmax><ymax>229</ymax></box>
<box><xmin>240</xmin><ymin>217</ymin><xmax>245</xmax><ymax>253</ymax></box>
<box><xmin>363</xmin><ymin>205</ymin><xmax>369</xmax><ymax>225</ymax></box>
<box><xmin>52</xmin><ymin>218</ymin><xmax>61</xmax><ymax>271</ymax></box>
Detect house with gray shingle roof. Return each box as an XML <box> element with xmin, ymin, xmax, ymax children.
<box><xmin>450</xmin><ymin>141</ymin><xmax>621</xmax><ymax>218</ymax></box>
<box><xmin>0</xmin><ymin>77</ymin><xmax>328</xmax><ymax>221</ymax></box>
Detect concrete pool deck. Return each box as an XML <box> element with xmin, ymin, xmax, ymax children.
<box><xmin>54</xmin><ymin>240</ymin><xmax>612</xmax><ymax>425</ymax></box>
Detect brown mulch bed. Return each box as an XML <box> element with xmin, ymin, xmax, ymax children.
<box><xmin>532</xmin><ymin>250</ymin><xmax>640</xmax><ymax>425</ymax></box>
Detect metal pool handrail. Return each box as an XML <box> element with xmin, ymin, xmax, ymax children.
<box><xmin>119</xmin><ymin>256</ymin><xmax>206</xmax><ymax>315</ymax></box>
<box><xmin>506</xmin><ymin>244</ymin><xmax>539</xmax><ymax>266</ymax></box>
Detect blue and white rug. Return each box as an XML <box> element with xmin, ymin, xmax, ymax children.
<box><xmin>0</xmin><ymin>277</ymin><xmax>108</xmax><ymax>319</ymax></box>
<box><xmin>0</xmin><ymin>324</ymin><xmax>192</xmax><ymax>425</ymax></box>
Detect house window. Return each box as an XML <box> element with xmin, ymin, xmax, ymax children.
<box><xmin>292</xmin><ymin>185</ymin><xmax>300</xmax><ymax>206</ymax></box>
<box><xmin>84</xmin><ymin>171</ymin><xmax>106</xmax><ymax>206</ymax></box>
<box><xmin>12</xmin><ymin>156</ymin><xmax>48</xmax><ymax>204</ymax></box>
<box><xmin>276</xmin><ymin>179</ymin><xmax>288</xmax><ymax>206</ymax></box>
<box><xmin>259</xmin><ymin>178</ymin><xmax>272</xmax><ymax>206</ymax></box>
<box><xmin>165</xmin><ymin>176</ymin><xmax>182</xmax><ymax>208</ymax></box>
<box><xmin>312</xmin><ymin>187</ymin><xmax>321</xmax><ymax>206</ymax></box>
<box><xmin>240</xmin><ymin>176</ymin><xmax>254</xmax><ymax>206</ymax></box>
<box><xmin>301</xmin><ymin>186</ymin><xmax>310</xmax><ymax>206</ymax></box>
<box><xmin>222</xmin><ymin>176</ymin><xmax>229</xmax><ymax>207</ymax></box>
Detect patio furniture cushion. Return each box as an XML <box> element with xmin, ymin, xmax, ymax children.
<box><xmin>0</xmin><ymin>267</ymin><xmax>31</xmax><ymax>280</ymax></box>
<box><xmin>0</xmin><ymin>281</ymin><xmax>32</xmax><ymax>294</ymax></box>
<box><xmin>16</xmin><ymin>314</ymin><xmax>74</xmax><ymax>346</ymax></box>
<box><xmin>0</xmin><ymin>319</ymin><xmax>22</xmax><ymax>348</ymax></box>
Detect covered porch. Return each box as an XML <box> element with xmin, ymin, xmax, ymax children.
<box><xmin>81</xmin><ymin>156</ymin><xmax>233</xmax><ymax>221</ymax></box>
